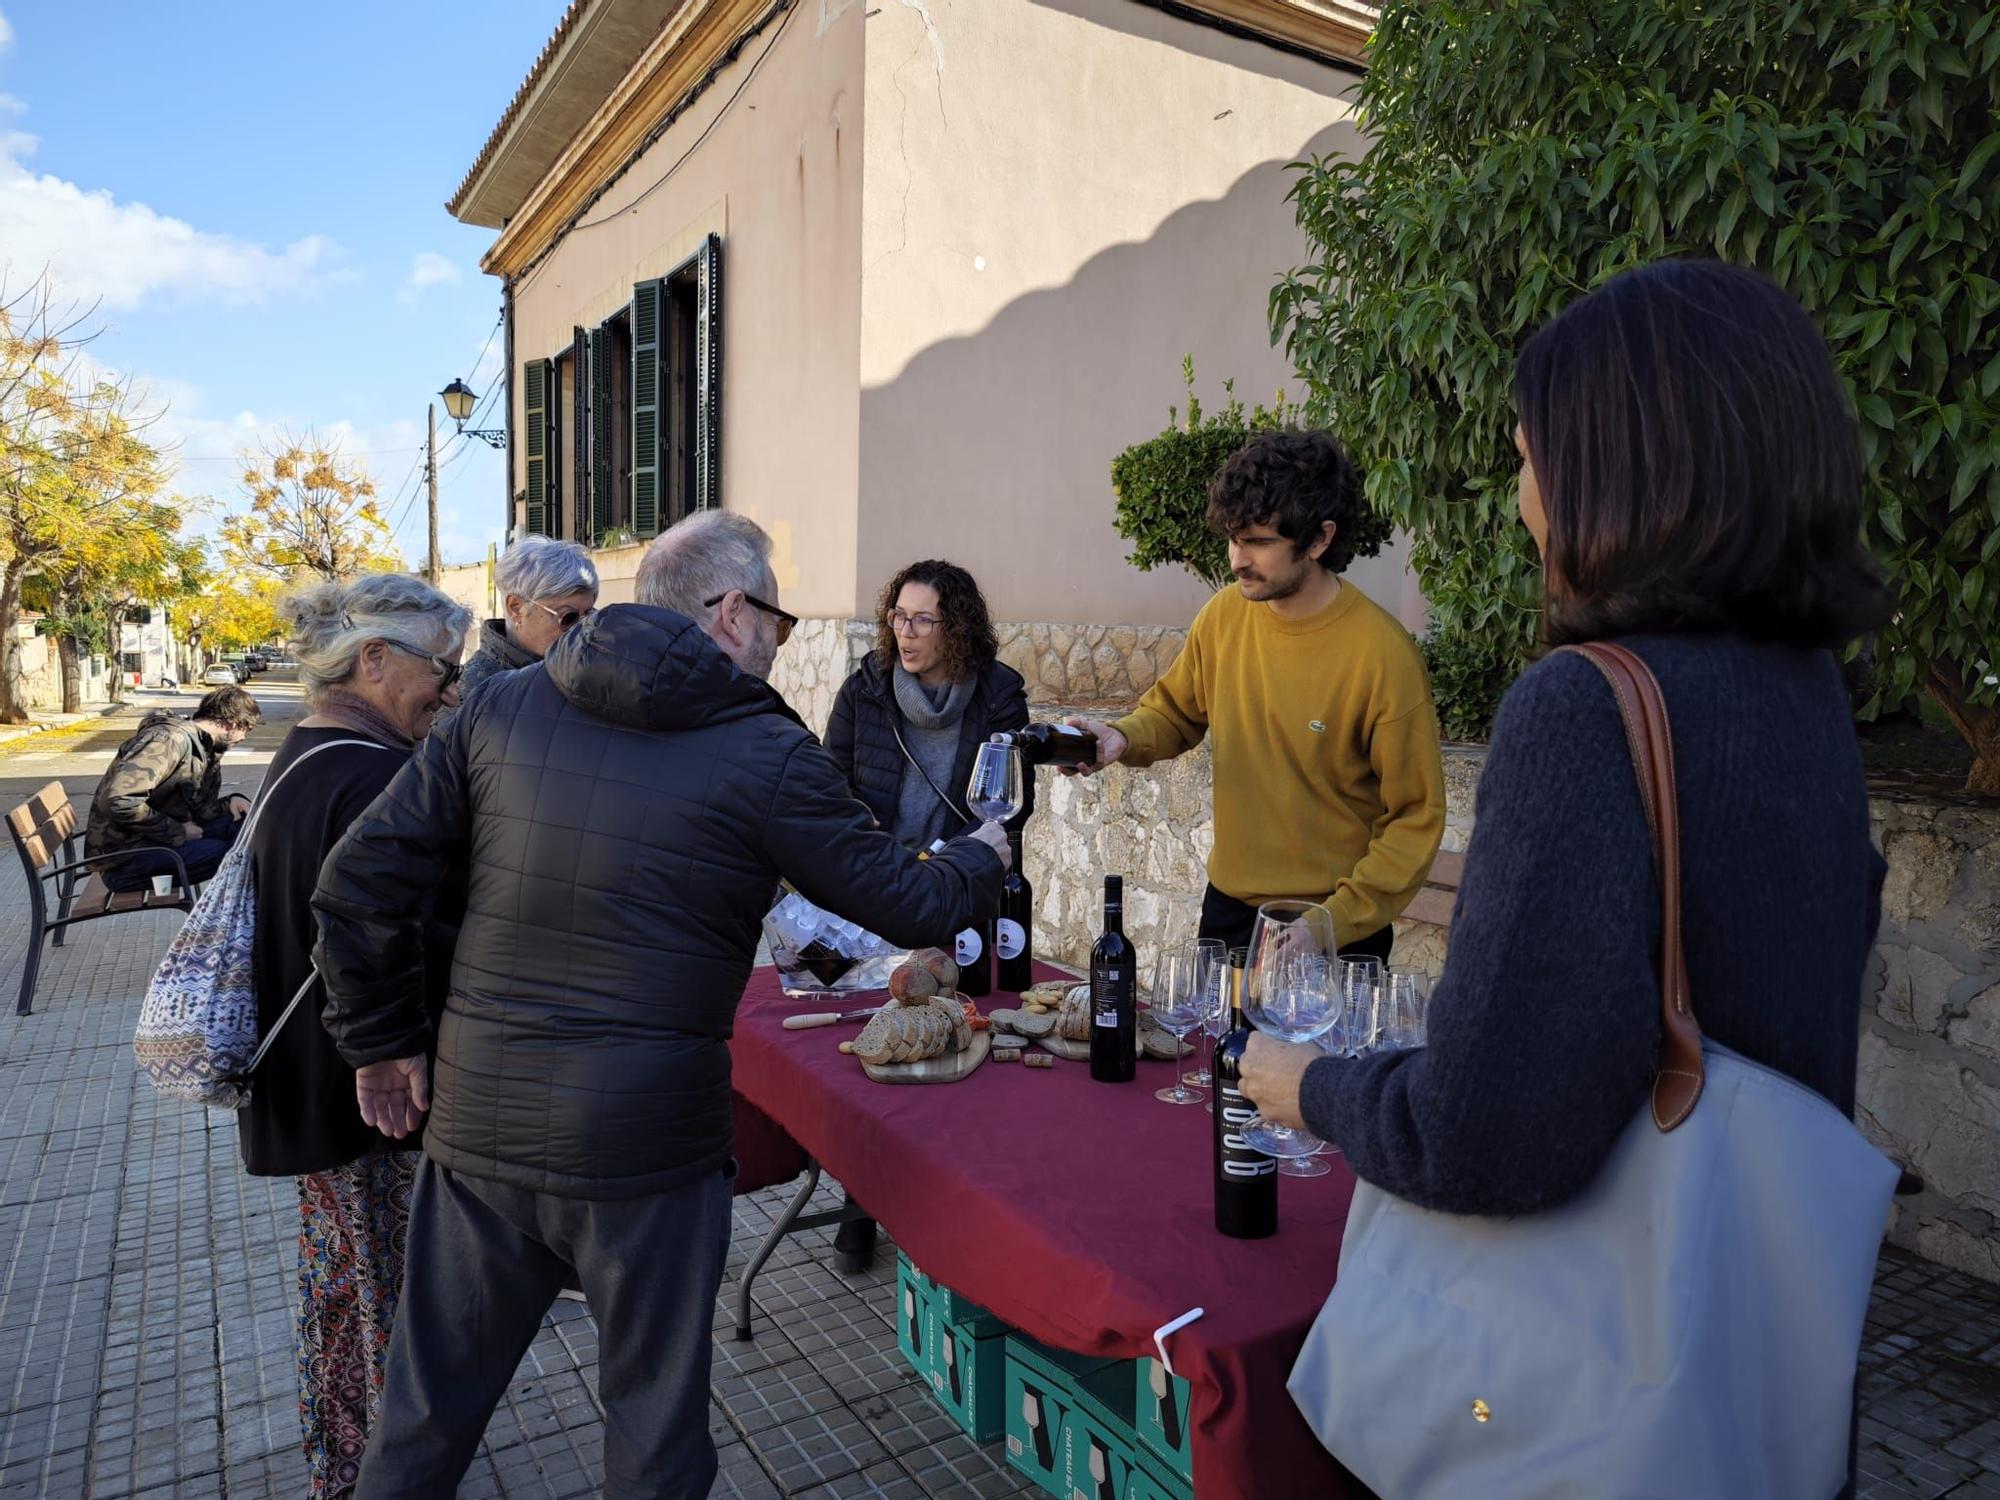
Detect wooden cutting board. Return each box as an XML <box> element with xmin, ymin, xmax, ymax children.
<box><xmin>861</xmin><ymin>1029</ymin><xmax>992</xmax><ymax>1084</ymax></box>
<box><xmin>1036</xmin><ymin>1028</ymin><xmax>1192</xmax><ymax>1062</ymax></box>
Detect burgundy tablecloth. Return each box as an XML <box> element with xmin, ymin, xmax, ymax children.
<box><xmin>728</xmin><ymin>963</ymin><xmax>1356</xmax><ymax>1500</ymax></box>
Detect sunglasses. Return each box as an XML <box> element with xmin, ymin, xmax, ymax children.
<box><xmin>384</xmin><ymin>638</ymin><xmax>465</xmax><ymax>693</ymax></box>
<box><xmin>704</xmin><ymin>590</ymin><xmax>799</xmax><ymax>646</ymax></box>
<box><xmin>533</xmin><ymin>601</ymin><xmax>588</xmax><ymax>630</ymax></box>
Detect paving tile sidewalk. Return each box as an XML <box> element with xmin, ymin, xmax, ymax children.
<box><xmin>0</xmin><ymin>882</ymin><xmax>1996</xmax><ymax>1496</ymax></box>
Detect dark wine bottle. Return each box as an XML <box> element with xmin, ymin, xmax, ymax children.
<box><xmin>1088</xmin><ymin>875</ymin><xmax>1136</xmax><ymax>1082</ymax></box>
<box><xmin>955</xmin><ymin>920</ymin><xmax>991</xmax><ymax>998</ymax></box>
<box><xmin>993</xmin><ymin>722</ymin><xmax>1100</xmax><ymax>769</ymax></box>
<box><xmin>995</xmin><ymin>831</ymin><xmax>1034</xmax><ymax>993</ymax></box>
<box><xmin>1213</xmin><ymin>948</ymin><xmax>1277</xmax><ymax>1238</ymax></box>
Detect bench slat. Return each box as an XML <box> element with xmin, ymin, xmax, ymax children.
<box><xmin>1402</xmin><ymin>887</ymin><xmax>1459</xmax><ymax>928</ymax></box>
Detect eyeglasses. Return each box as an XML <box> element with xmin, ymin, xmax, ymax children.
<box><xmin>888</xmin><ymin>609</ymin><xmax>942</xmax><ymax>637</ymax></box>
<box><xmin>384</xmin><ymin>638</ymin><xmax>465</xmax><ymax>693</ymax></box>
<box><xmin>704</xmin><ymin>591</ymin><xmax>798</xmax><ymax>646</ymax></box>
<box><xmin>534</xmin><ymin>602</ymin><xmax>587</xmax><ymax>630</ymax></box>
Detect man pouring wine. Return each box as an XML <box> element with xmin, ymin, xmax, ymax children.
<box><xmin>1067</xmin><ymin>429</ymin><xmax>1446</xmax><ymax>960</ymax></box>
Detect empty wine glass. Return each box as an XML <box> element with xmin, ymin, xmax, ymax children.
<box><xmin>1240</xmin><ymin>902</ymin><xmax>1337</xmax><ymax>1159</ymax></box>
<box><xmin>1148</xmin><ymin>948</ymin><xmax>1208</xmax><ymax>1106</ymax></box>
<box><xmin>1183</xmin><ymin>939</ymin><xmax>1226</xmax><ymax>1088</ymax></box>
<box><xmin>1322</xmin><ymin>958</ymin><xmax>1384</xmax><ymax>1058</ymax></box>
<box><xmin>1376</xmin><ymin>971</ymin><xmax>1429</xmax><ymax>1051</ymax></box>
<box><xmin>966</xmin><ymin>737</ymin><xmax>1023</xmax><ymax>824</ymax></box>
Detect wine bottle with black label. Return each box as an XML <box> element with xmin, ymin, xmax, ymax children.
<box><xmin>992</xmin><ymin>722</ymin><xmax>1100</xmax><ymax>769</ymax></box>
<box><xmin>995</xmin><ymin>830</ymin><xmax>1034</xmax><ymax>993</ymax></box>
<box><xmin>1088</xmin><ymin>875</ymin><xmax>1136</xmax><ymax>1082</ymax></box>
<box><xmin>1213</xmin><ymin>947</ymin><xmax>1277</xmax><ymax>1238</ymax></box>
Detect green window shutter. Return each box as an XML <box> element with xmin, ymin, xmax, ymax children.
<box><xmin>522</xmin><ymin>359</ymin><xmax>548</xmax><ymax>536</ymax></box>
<box><xmin>631</xmin><ymin>278</ymin><xmax>664</xmax><ymax>539</ymax></box>
<box><xmin>544</xmin><ymin>357</ymin><xmax>562</xmax><ymax>538</ymax></box>
<box><xmin>694</xmin><ymin>234</ymin><xmax>723</xmax><ymax>512</ymax></box>
<box><xmin>570</xmin><ymin>326</ymin><xmax>589</xmax><ymax>543</ymax></box>
<box><xmin>590</xmin><ymin>323</ymin><xmax>613</xmax><ymax>542</ymax></box>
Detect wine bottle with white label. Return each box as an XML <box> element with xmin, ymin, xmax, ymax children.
<box><xmin>1213</xmin><ymin>947</ymin><xmax>1277</xmax><ymax>1238</ymax></box>
<box><xmin>955</xmin><ymin>919</ymin><xmax>991</xmax><ymax>998</ymax></box>
<box><xmin>1088</xmin><ymin>875</ymin><xmax>1135</xmax><ymax>1082</ymax></box>
<box><xmin>995</xmin><ymin>830</ymin><xmax>1034</xmax><ymax>992</ymax></box>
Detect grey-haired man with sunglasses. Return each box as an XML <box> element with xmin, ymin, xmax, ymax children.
<box><xmin>314</xmin><ymin>509</ymin><xmax>1009</xmax><ymax>1499</ymax></box>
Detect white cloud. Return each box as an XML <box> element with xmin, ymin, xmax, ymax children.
<box><xmin>399</xmin><ymin>251</ymin><xmax>462</xmax><ymax>304</ymax></box>
<box><xmin>0</xmin><ymin>116</ymin><xmax>342</xmax><ymax>310</ymax></box>
<box><xmin>0</xmin><ymin>94</ymin><xmax>26</xmax><ymax>115</ymax></box>
<box><xmin>0</xmin><ymin>13</ymin><xmax>13</xmax><ymax>52</ymax></box>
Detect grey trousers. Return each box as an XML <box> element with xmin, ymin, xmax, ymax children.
<box><xmin>354</xmin><ymin>1159</ymin><xmax>733</xmax><ymax>1500</ymax></box>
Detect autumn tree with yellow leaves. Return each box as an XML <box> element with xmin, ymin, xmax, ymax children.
<box><xmin>221</xmin><ymin>435</ymin><xmax>400</xmax><ymax>582</ymax></box>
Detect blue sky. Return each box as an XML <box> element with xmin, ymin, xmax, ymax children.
<box><xmin>0</xmin><ymin>1</ymin><xmax>562</xmax><ymax>568</ymax></box>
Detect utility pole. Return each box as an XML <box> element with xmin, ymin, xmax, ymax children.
<box><xmin>425</xmin><ymin>402</ymin><xmax>442</xmax><ymax>585</ymax></box>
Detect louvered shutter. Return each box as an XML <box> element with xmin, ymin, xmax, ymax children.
<box><xmin>631</xmin><ymin>278</ymin><xmax>664</xmax><ymax>539</ymax></box>
<box><xmin>544</xmin><ymin>357</ymin><xmax>562</xmax><ymax>536</ymax></box>
<box><xmin>694</xmin><ymin>234</ymin><xmax>723</xmax><ymax>511</ymax></box>
<box><xmin>590</xmin><ymin>324</ymin><xmax>613</xmax><ymax>541</ymax></box>
<box><xmin>570</xmin><ymin>326</ymin><xmax>589</xmax><ymax>542</ymax></box>
<box><xmin>523</xmin><ymin>359</ymin><xmax>549</xmax><ymax>536</ymax></box>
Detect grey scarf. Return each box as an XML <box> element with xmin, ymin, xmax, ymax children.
<box><xmin>890</xmin><ymin>666</ymin><xmax>975</xmax><ymax>846</ymax></box>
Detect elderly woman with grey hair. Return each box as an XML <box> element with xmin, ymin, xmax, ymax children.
<box><xmin>438</xmin><ymin>536</ymin><xmax>599</xmax><ymax>727</ymax></box>
<box><xmin>238</xmin><ymin>571</ymin><xmax>472</xmax><ymax>1500</ymax></box>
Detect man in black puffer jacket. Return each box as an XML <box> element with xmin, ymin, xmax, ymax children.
<box><xmin>313</xmin><ymin>512</ymin><xmax>1007</xmax><ymax>1500</ymax></box>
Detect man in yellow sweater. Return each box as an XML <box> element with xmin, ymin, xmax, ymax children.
<box><xmin>1069</xmin><ymin>430</ymin><xmax>1445</xmax><ymax>959</ymax></box>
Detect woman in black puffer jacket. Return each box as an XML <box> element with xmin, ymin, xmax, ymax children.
<box><xmin>825</xmin><ymin>559</ymin><xmax>1032</xmax><ymax>847</ymax></box>
<box><xmin>823</xmin><ymin>559</ymin><xmax>1030</xmax><ymax>1270</ymax></box>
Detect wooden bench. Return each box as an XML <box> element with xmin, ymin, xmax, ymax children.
<box><xmin>6</xmin><ymin>781</ymin><xmax>197</xmax><ymax>1016</ymax></box>
<box><xmin>1400</xmin><ymin>849</ymin><xmax>1465</xmax><ymax>929</ymax></box>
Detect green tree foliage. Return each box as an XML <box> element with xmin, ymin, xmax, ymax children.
<box><xmin>1114</xmin><ymin>359</ymin><xmax>1348</xmax><ymax>590</ymax></box>
<box><xmin>1272</xmin><ymin>1</ymin><xmax>2000</xmax><ymax>789</ymax></box>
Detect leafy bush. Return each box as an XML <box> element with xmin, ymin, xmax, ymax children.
<box><xmin>1272</xmin><ymin>1</ymin><xmax>2000</xmax><ymax>789</ymax></box>
<box><xmin>1111</xmin><ymin>358</ymin><xmax>1303</xmax><ymax>591</ymax></box>
<box><xmin>1421</xmin><ymin>629</ymin><xmax>1514</xmax><ymax>742</ymax></box>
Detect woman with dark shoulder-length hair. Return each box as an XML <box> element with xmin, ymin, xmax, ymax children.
<box><xmin>1242</xmin><ymin>260</ymin><xmax>1893</xmax><ymax>1491</ymax></box>
<box><xmin>822</xmin><ymin>559</ymin><xmax>1029</xmax><ymax>1272</ymax></box>
<box><xmin>825</xmin><ymin>558</ymin><xmax>1033</xmax><ymax>849</ymax></box>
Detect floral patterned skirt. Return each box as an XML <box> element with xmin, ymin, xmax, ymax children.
<box><xmin>295</xmin><ymin>1150</ymin><xmax>419</xmax><ymax>1500</ymax></box>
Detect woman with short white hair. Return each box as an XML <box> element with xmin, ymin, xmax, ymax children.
<box><xmin>438</xmin><ymin>536</ymin><xmax>599</xmax><ymax>728</ymax></box>
<box><xmin>239</xmin><ymin>571</ymin><xmax>472</xmax><ymax>1499</ymax></box>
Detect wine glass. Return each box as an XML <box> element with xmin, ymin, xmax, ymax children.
<box><xmin>1182</xmin><ymin>939</ymin><xmax>1226</xmax><ymax>1088</ymax></box>
<box><xmin>1239</xmin><ymin>902</ymin><xmax>1338</xmax><ymax>1159</ymax></box>
<box><xmin>1376</xmin><ymin>971</ymin><xmax>1429</xmax><ymax>1051</ymax></box>
<box><xmin>1324</xmin><ymin>958</ymin><xmax>1384</xmax><ymax>1058</ymax></box>
<box><xmin>1275</xmin><ymin>942</ymin><xmax>1341</xmax><ymax>1178</ymax></box>
<box><xmin>966</xmin><ymin>737</ymin><xmax>1023</xmax><ymax>824</ymax></box>
<box><xmin>1147</xmin><ymin>948</ymin><xmax>1209</xmax><ymax>1105</ymax></box>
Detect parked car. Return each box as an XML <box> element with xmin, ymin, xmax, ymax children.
<box><xmin>201</xmin><ymin>663</ymin><xmax>240</xmax><ymax>687</ymax></box>
<box><xmin>243</xmin><ymin>653</ymin><xmax>268</xmax><ymax>674</ymax></box>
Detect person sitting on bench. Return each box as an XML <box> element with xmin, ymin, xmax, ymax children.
<box><xmin>85</xmin><ymin>685</ymin><xmax>262</xmax><ymax>891</ymax></box>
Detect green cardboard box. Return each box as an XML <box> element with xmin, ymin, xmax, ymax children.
<box><xmin>1133</xmin><ymin>1356</ymin><xmax>1193</xmax><ymax>1482</ymax></box>
<box><xmin>923</xmin><ymin>1302</ymin><xmax>1008</xmax><ymax>1441</ymax></box>
<box><xmin>1127</xmin><ymin>1451</ymin><xmax>1195</xmax><ymax>1500</ymax></box>
<box><xmin>894</xmin><ymin>1256</ymin><xmax>935</xmax><ymax>1378</ymax></box>
<box><xmin>1002</xmin><ymin>1334</ymin><xmax>1131</xmax><ymax>1496</ymax></box>
<box><xmin>1062</xmin><ymin>1362</ymin><xmax>1156</xmax><ymax>1500</ymax></box>
<box><xmin>901</xmin><ymin>1255</ymin><xmax>1008</xmax><ymax>1339</ymax></box>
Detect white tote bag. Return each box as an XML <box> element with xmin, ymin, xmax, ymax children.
<box><xmin>1289</xmin><ymin>642</ymin><xmax>1897</xmax><ymax>1499</ymax></box>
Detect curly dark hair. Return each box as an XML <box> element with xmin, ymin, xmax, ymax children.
<box><xmin>872</xmin><ymin>560</ymin><xmax>998</xmax><ymax>682</ymax></box>
<box><xmin>1205</xmin><ymin>429</ymin><xmax>1380</xmax><ymax>574</ymax></box>
<box><xmin>193</xmin><ymin>685</ymin><xmax>262</xmax><ymax>732</ymax></box>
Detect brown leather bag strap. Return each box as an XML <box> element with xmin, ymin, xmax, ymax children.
<box><xmin>1558</xmin><ymin>642</ymin><xmax>1705</xmax><ymax>1132</ymax></box>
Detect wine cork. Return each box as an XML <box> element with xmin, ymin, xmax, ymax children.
<box><xmin>838</xmin><ymin>1041</ymin><xmax>856</xmax><ymax>1055</ymax></box>
<box><xmin>1023</xmin><ymin>1052</ymin><xmax>1053</xmax><ymax>1069</ymax></box>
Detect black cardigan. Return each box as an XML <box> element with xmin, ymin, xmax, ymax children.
<box><xmin>823</xmin><ymin>654</ymin><xmax>1034</xmax><ymax>840</ymax></box>
<box><xmin>240</xmin><ymin>727</ymin><xmax>453</xmax><ymax>1177</ymax></box>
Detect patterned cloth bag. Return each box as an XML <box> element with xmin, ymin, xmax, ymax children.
<box><xmin>134</xmin><ymin>739</ymin><xmax>389</xmax><ymax>1109</ymax></box>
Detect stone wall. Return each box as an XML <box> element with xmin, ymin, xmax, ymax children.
<box><xmin>770</xmin><ymin>619</ymin><xmax>873</xmax><ymax>738</ymax></box>
<box><xmin>1025</xmin><ymin>727</ymin><xmax>2000</xmax><ymax>1288</ymax></box>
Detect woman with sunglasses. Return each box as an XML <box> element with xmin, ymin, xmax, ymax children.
<box><xmin>437</xmin><ymin>536</ymin><xmax>599</xmax><ymax>731</ymax></box>
<box><xmin>822</xmin><ymin>559</ymin><xmax>1031</xmax><ymax>1270</ymax></box>
<box><xmin>240</xmin><ymin>572</ymin><xmax>474</xmax><ymax>1499</ymax></box>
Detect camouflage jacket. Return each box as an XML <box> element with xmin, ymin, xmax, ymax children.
<box><xmin>84</xmin><ymin>711</ymin><xmax>234</xmax><ymax>859</ymax></box>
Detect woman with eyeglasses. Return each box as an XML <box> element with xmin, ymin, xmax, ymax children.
<box><xmin>435</xmin><ymin>536</ymin><xmax>599</xmax><ymax>731</ymax></box>
<box><xmin>241</xmin><ymin>572</ymin><xmax>474</xmax><ymax>1499</ymax></box>
<box><xmin>822</xmin><ymin>559</ymin><xmax>1031</xmax><ymax>1269</ymax></box>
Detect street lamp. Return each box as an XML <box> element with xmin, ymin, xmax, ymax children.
<box><xmin>439</xmin><ymin>378</ymin><xmax>507</xmax><ymax>448</ymax></box>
